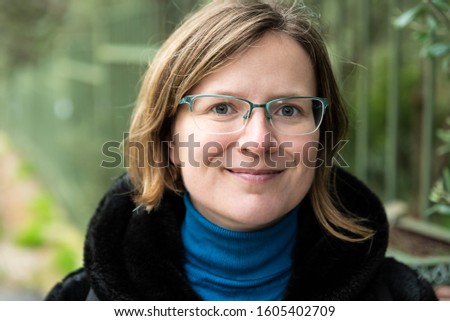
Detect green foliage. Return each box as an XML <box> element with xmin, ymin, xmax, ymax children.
<box><xmin>14</xmin><ymin>192</ymin><xmax>56</xmax><ymax>247</ymax></box>
<box><xmin>395</xmin><ymin>0</ymin><xmax>450</xmax><ymax>73</ymax></box>
<box><xmin>427</xmin><ymin>118</ymin><xmax>450</xmax><ymax>219</ymax></box>
<box><xmin>395</xmin><ymin>1</ymin><xmax>450</xmax><ymax>225</ymax></box>
<box><xmin>14</xmin><ymin>223</ymin><xmax>46</xmax><ymax>247</ymax></box>
<box><xmin>427</xmin><ymin>167</ymin><xmax>450</xmax><ymax>215</ymax></box>
<box><xmin>27</xmin><ymin>193</ymin><xmax>57</xmax><ymax>223</ymax></box>
<box><xmin>13</xmin><ymin>191</ymin><xmax>83</xmax><ymax>277</ymax></box>
<box><xmin>394</xmin><ymin>3</ymin><xmax>428</xmax><ymax>28</ymax></box>
<box><xmin>425</xmin><ymin>42</ymin><xmax>450</xmax><ymax>58</ymax></box>
<box><xmin>53</xmin><ymin>244</ymin><xmax>79</xmax><ymax>274</ymax></box>
<box><xmin>15</xmin><ymin>160</ymin><xmax>37</xmax><ymax>180</ymax></box>
<box><xmin>437</xmin><ymin>118</ymin><xmax>450</xmax><ymax>155</ymax></box>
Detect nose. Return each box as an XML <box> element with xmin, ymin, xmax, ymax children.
<box><xmin>238</xmin><ymin>108</ymin><xmax>276</xmax><ymax>155</ymax></box>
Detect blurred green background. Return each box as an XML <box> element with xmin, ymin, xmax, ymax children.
<box><xmin>0</xmin><ymin>0</ymin><xmax>449</xmax><ymax>299</ymax></box>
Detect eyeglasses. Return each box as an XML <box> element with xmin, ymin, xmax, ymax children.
<box><xmin>178</xmin><ymin>94</ymin><xmax>328</xmax><ymax>135</ymax></box>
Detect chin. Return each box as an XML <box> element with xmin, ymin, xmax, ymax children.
<box><xmin>223</xmin><ymin>208</ymin><xmax>289</xmax><ymax>231</ymax></box>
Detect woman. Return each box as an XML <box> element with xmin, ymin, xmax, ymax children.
<box><xmin>46</xmin><ymin>0</ymin><xmax>437</xmax><ymax>300</ymax></box>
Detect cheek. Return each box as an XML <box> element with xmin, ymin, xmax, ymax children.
<box><xmin>286</xmin><ymin>134</ymin><xmax>320</xmax><ymax>169</ymax></box>
<box><xmin>170</xmin><ymin>130</ymin><xmax>229</xmax><ymax>168</ymax></box>
<box><xmin>199</xmin><ymin>140</ymin><xmax>223</xmax><ymax>165</ymax></box>
<box><xmin>169</xmin><ymin>116</ymin><xmax>200</xmax><ymax>165</ymax></box>
<box><xmin>302</xmin><ymin>140</ymin><xmax>319</xmax><ymax>168</ymax></box>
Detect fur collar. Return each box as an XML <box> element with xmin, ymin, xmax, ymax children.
<box><xmin>84</xmin><ymin>168</ymin><xmax>389</xmax><ymax>300</ymax></box>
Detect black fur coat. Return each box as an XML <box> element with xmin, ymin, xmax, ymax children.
<box><xmin>45</xmin><ymin>169</ymin><xmax>437</xmax><ymax>300</ymax></box>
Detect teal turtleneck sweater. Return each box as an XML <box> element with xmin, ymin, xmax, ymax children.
<box><xmin>181</xmin><ymin>194</ymin><xmax>299</xmax><ymax>300</ymax></box>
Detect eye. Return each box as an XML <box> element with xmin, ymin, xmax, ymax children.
<box><xmin>211</xmin><ymin>103</ymin><xmax>233</xmax><ymax>115</ymax></box>
<box><xmin>276</xmin><ymin>105</ymin><xmax>302</xmax><ymax>117</ymax></box>
<box><xmin>280</xmin><ymin>105</ymin><xmax>296</xmax><ymax>116</ymax></box>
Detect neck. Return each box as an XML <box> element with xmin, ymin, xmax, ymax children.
<box><xmin>181</xmin><ymin>193</ymin><xmax>299</xmax><ymax>300</ymax></box>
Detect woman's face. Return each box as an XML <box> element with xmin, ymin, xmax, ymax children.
<box><xmin>171</xmin><ymin>32</ymin><xmax>320</xmax><ymax>231</ymax></box>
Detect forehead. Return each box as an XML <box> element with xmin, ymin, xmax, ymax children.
<box><xmin>190</xmin><ymin>32</ymin><xmax>317</xmax><ymax>100</ymax></box>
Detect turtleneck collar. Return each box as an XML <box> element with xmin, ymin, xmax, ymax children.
<box><xmin>181</xmin><ymin>193</ymin><xmax>299</xmax><ymax>300</ymax></box>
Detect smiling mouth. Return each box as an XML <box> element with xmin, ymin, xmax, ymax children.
<box><xmin>225</xmin><ymin>168</ymin><xmax>284</xmax><ymax>183</ymax></box>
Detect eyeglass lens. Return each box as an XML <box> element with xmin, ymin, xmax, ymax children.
<box><xmin>189</xmin><ymin>96</ymin><xmax>324</xmax><ymax>135</ymax></box>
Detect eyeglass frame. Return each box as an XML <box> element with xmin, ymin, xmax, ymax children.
<box><xmin>178</xmin><ymin>94</ymin><xmax>329</xmax><ymax>135</ymax></box>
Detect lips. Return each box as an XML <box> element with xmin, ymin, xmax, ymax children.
<box><xmin>225</xmin><ymin>168</ymin><xmax>284</xmax><ymax>183</ymax></box>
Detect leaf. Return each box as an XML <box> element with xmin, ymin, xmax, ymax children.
<box><xmin>437</xmin><ymin>128</ymin><xmax>450</xmax><ymax>142</ymax></box>
<box><xmin>444</xmin><ymin>59</ymin><xmax>450</xmax><ymax>77</ymax></box>
<box><xmin>415</xmin><ymin>31</ymin><xmax>431</xmax><ymax>43</ymax></box>
<box><xmin>438</xmin><ymin>144</ymin><xmax>450</xmax><ymax>155</ymax></box>
<box><xmin>430</xmin><ymin>179</ymin><xmax>445</xmax><ymax>202</ymax></box>
<box><xmin>444</xmin><ymin>168</ymin><xmax>450</xmax><ymax>192</ymax></box>
<box><xmin>426</xmin><ymin>42</ymin><xmax>450</xmax><ymax>58</ymax></box>
<box><xmin>394</xmin><ymin>3</ymin><xmax>427</xmax><ymax>28</ymax></box>
<box><xmin>426</xmin><ymin>14</ymin><xmax>439</xmax><ymax>31</ymax></box>
<box><xmin>432</xmin><ymin>0</ymin><xmax>450</xmax><ymax>11</ymax></box>
<box><xmin>426</xmin><ymin>204</ymin><xmax>450</xmax><ymax>216</ymax></box>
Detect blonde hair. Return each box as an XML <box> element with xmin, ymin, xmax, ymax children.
<box><xmin>127</xmin><ymin>0</ymin><xmax>374</xmax><ymax>242</ymax></box>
